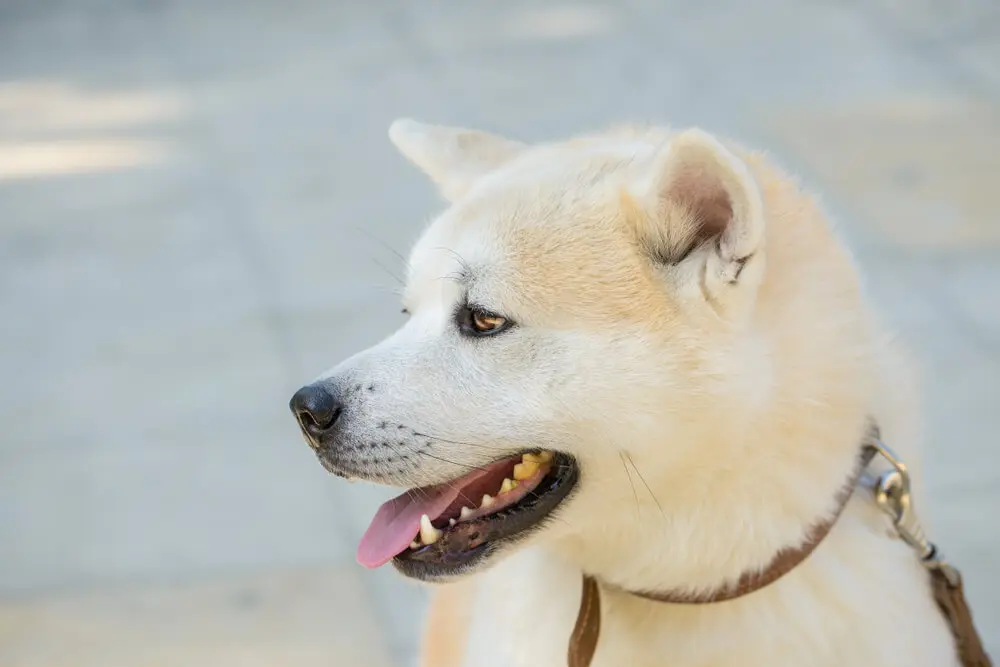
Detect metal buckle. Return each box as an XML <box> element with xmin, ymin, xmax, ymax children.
<box><xmin>868</xmin><ymin>437</ymin><xmax>961</xmax><ymax>586</ymax></box>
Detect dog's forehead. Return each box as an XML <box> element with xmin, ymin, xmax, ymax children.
<box><xmin>407</xmin><ymin>161</ymin><xmax>613</xmax><ymax>275</ymax></box>
<box><xmin>404</xmin><ymin>145</ymin><xmax>668</xmax><ymax>324</ymax></box>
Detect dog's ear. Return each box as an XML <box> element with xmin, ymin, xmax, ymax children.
<box><xmin>630</xmin><ymin>128</ymin><xmax>766</xmax><ymax>315</ymax></box>
<box><xmin>388</xmin><ymin>119</ymin><xmax>526</xmax><ymax>202</ymax></box>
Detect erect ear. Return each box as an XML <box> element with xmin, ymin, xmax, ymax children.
<box><xmin>631</xmin><ymin>128</ymin><xmax>766</xmax><ymax>311</ymax></box>
<box><xmin>388</xmin><ymin>118</ymin><xmax>527</xmax><ymax>202</ymax></box>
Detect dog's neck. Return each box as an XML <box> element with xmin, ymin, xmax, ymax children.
<box><xmin>619</xmin><ymin>442</ymin><xmax>875</xmax><ymax>603</ymax></box>
<box><xmin>550</xmin><ymin>417</ymin><xmax>874</xmax><ymax>597</ymax></box>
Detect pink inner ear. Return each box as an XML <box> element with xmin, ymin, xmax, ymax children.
<box><xmin>668</xmin><ymin>170</ymin><xmax>733</xmax><ymax>242</ymax></box>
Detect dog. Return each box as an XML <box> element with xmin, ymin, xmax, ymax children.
<box><xmin>289</xmin><ymin>119</ymin><xmax>967</xmax><ymax>666</ymax></box>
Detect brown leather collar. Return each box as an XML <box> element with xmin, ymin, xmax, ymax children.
<box><xmin>567</xmin><ymin>441</ymin><xmax>879</xmax><ymax>667</ymax></box>
<box><xmin>630</xmin><ymin>443</ymin><xmax>878</xmax><ymax>605</ymax></box>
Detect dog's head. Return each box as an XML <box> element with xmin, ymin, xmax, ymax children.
<box><xmin>290</xmin><ymin>120</ymin><xmax>872</xmax><ymax>587</ymax></box>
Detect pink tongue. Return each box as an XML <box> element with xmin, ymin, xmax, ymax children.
<box><xmin>357</xmin><ymin>468</ymin><xmax>493</xmax><ymax>569</ymax></box>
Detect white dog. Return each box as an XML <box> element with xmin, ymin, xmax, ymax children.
<box><xmin>290</xmin><ymin>120</ymin><xmax>986</xmax><ymax>666</ymax></box>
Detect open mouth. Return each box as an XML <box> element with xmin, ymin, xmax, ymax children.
<box><xmin>356</xmin><ymin>451</ymin><xmax>578</xmax><ymax>578</ymax></box>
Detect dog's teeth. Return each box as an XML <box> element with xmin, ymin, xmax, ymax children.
<box><xmin>499</xmin><ymin>478</ymin><xmax>517</xmax><ymax>494</ymax></box>
<box><xmin>459</xmin><ymin>506</ymin><xmax>474</xmax><ymax>520</ymax></box>
<box><xmin>523</xmin><ymin>451</ymin><xmax>554</xmax><ymax>464</ymax></box>
<box><xmin>419</xmin><ymin>514</ymin><xmax>442</xmax><ymax>545</ymax></box>
<box><xmin>513</xmin><ymin>461</ymin><xmax>539</xmax><ymax>481</ymax></box>
<box><xmin>481</xmin><ymin>494</ymin><xmax>494</xmax><ymax>508</ymax></box>
<box><xmin>449</xmin><ymin>518</ymin><xmax>457</xmax><ymax>527</ymax></box>
<box><xmin>409</xmin><ymin>540</ymin><xmax>421</xmax><ymax>550</ymax></box>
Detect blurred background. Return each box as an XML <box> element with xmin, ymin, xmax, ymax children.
<box><xmin>1</xmin><ymin>1</ymin><xmax>998</xmax><ymax>665</ymax></box>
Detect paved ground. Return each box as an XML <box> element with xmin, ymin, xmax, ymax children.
<box><xmin>1</xmin><ymin>1</ymin><xmax>998</xmax><ymax>665</ymax></box>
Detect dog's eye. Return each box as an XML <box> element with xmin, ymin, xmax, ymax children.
<box><xmin>472</xmin><ymin>311</ymin><xmax>506</xmax><ymax>333</ymax></box>
<box><xmin>457</xmin><ymin>306</ymin><xmax>512</xmax><ymax>337</ymax></box>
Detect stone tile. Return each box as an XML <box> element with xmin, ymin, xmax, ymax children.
<box><xmin>762</xmin><ymin>96</ymin><xmax>1000</xmax><ymax>249</ymax></box>
<box><xmin>866</xmin><ymin>0</ymin><xmax>1000</xmax><ymax>41</ymax></box>
<box><xmin>1</xmin><ymin>0</ymin><xmax>999</xmax><ymax>664</ymax></box>
<box><xmin>953</xmin><ymin>31</ymin><xmax>1000</xmax><ymax>91</ymax></box>
<box><xmin>0</xmin><ymin>566</ymin><xmax>394</xmax><ymax>667</ymax></box>
<box><xmin>0</xmin><ymin>419</ymin><xmax>360</xmax><ymax>594</ymax></box>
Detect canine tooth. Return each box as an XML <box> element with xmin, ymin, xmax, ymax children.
<box><xmin>410</xmin><ymin>540</ymin><xmax>421</xmax><ymax>550</ymax></box>
<box><xmin>523</xmin><ymin>451</ymin><xmax>554</xmax><ymax>464</ymax></box>
<box><xmin>419</xmin><ymin>514</ymin><xmax>443</xmax><ymax>545</ymax></box>
<box><xmin>499</xmin><ymin>478</ymin><xmax>518</xmax><ymax>494</ymax></box>
<box><xmin>449</xmin><ymin>518</ymin><xmax>457</xmax><ymax>527</ymax></box>
<box><xmin>459</xmin><ymin>506</ymin><xmax>474</xmax><ymax>520</ymax></box>
<box><xmin>481</xmin><ymin>494</ymin><xmax>494</xmax><ymax>508</ymax></box>
<box><xmin>513</xmin><ymin>461</ymin><xmax>539</xmax><ymax>481</ymax></box>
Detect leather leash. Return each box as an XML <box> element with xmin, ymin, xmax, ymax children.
<box><xmin>567</xmin><ymin>430</ymin><xmax>992</xmax><ymax>667</ymax></box>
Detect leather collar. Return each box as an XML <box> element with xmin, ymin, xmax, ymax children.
<box><xmin>568</xmin><ymin>434</ymin><xmax>879</xmax><ymax>667</ymax></box>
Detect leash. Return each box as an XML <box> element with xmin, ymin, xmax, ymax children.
<box><xmin>567</xmin><ymin>427</ymin><xmax>992</xmax><ymax>667</ymax></box>
<box><xmin>867</xmin><ymin>438</ymin><xmax>991</xmax><ymax>667</ymax></box>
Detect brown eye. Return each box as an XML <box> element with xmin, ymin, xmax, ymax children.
<box><xmin>458</xmin><ymin>306</ymin><xmax>513</xmax><ymax>337</ymax></box>
<box><xmin>472</xmin><ymin>311</ymin><xmax>506</xmax><ymax>333</ymax></box>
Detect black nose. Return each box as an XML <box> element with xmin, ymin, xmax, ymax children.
<box><xmin>289</xmin><ymin>384</ymin><xmax>343</xmax><ymax>440</ymax></box>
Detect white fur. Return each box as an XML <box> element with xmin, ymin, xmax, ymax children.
<box><xmin>320</xmin><ymin>120</ymin><xmax>957</xmax><ymax>665</ymax></box>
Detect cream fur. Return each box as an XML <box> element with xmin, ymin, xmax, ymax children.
<box><xmin>323</xmin><ymin>120</ymin><xmax>957</xmax><ymax>666</ymax></box>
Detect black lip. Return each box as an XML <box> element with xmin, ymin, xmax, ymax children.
<box><xmin>391</xmin><ymin>452</ymin><xmax>579</xmax><ymax>581</ymax></box>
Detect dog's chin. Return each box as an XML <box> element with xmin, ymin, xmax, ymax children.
<box><xmin>390</xmin><ymin>540</ymin><xmax>500</xmax><ymax>583</ymax></box>
<box><xmin>339</xmin><ymin>450</ymin><xmax>580</xmax><ymax>583</ymax></box>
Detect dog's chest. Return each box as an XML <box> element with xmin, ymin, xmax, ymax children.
<box><xmin>461</xmin><ymin>549</ymin><xmax>582</xmax><ymax>667</ymax></box>
<box><xmin>457</xmin><ymin>544</ymin><xmax>961</xmax><ymax>667</ymax></box>
<box><xmin>458</xmin><ymin>551</ymin><xmax>707</xmax><ymax>667</ymax></box>
<box><xmin>458</xmin><ymin>550</ymin><xmax>812</xmax><ymax>667</ymax></box>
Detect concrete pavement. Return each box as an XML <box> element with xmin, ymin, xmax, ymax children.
<box><xmin>1</xmin><ymin>1</ymin><xmax>998</xmax><ymax>665</ymax></box>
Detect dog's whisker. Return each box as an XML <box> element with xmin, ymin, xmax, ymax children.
<box><xmin>435</xmin><ymin>272</ymin><xmax>466</xmax><ymax>284</ymax></box>
<box><xmin>349</xmin><ymin>224</ymin><xmax>411</xmax><ymax>272</ymax></box>
<box><xmin>441</xmin><ymin>482</ymin><xmax>479</xmax><ymax>510</ymax></box>
<box><xmin>433</xmin><ymin>246</ymin><xmax>471</xmax><ymax>276</ymax></box>
<box><xmin>406</xmin><ymin>486</ymin><xmax>433</xmax><ymax>505</ymax></box>
<box><xmin>369</xmin><ymin>256</ymin><xmax>405</xmax><ymax>288</ymax></box>
<box><xmin>369</xmin><ymin>283</ymin><xmax>405</xmax><ymax>298</ymax></box>
<box><xmin>619</xmin><ymin>451</ymin><xmax>642</xmax><ymax>521</ymax></box>
<box><xmin>416</xmin><ymin>449</ymin><xmax>492</xmax><ymax>474</ymax></box>
<box><xmin>382</xmin><ymin>439</ymin><xmax>420</xmax><ymax>469</ymax></box>
<box><xmin>624</xmin><ymin>451</ymin><xmax>665</xmax><ymax>520</ymax></box>
<box><xmin>412</xmin><ymin>431</ymin><xmax>509</xmax><ymax>452</ymax></box>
